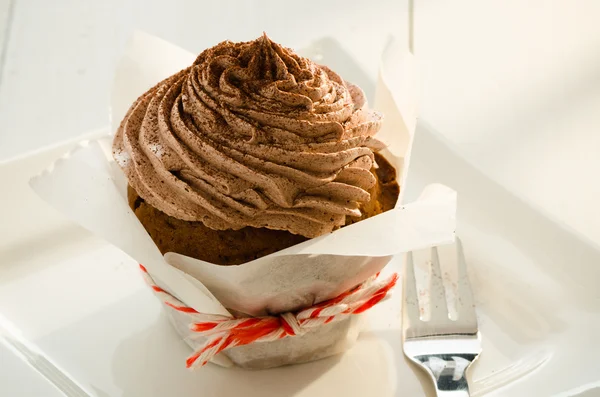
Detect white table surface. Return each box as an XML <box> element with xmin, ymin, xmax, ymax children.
<box><xmin>414</xmin><ymin>0</ymin><xmax>600</xmax><ymax>248</ymax></box>
<box><xmin>1</xmin><ymin>1</ymin><xmax>600</xmax><ymax>396</ymax></box>
<box><xmin>0</xmin><ymin>342</ymin><xmax>63</xmax><ymax>397</ymax></box>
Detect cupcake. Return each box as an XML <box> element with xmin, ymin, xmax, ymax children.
<box><xmin>30</xmin><ymin>32</ymin><xmax>452</xmax><ymax>370</ymax></box>
<box><xmin>113</xmin><ymin>34</ymin><xmax>399</xmax><ymax>266</ymax></box>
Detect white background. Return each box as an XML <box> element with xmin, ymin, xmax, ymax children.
<box><xmin>2</xmin><ymin>0</ymin><xmax>599</xmax><ymax>246</ymax></box>
<box><xmin>1</xmin><ymin>0</ymin><xmax>600</xmax><ymax>395</ymax></box>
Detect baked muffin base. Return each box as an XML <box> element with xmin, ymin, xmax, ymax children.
<box><xmin>129</xmin><ymin>152</ymin><xmax>399</xmax><ymax>266</ymax></box>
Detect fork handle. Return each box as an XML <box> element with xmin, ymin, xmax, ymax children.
<box><xmin>437</xmin><ymin>390</ymin><xmax>471</xmax><ymax>397</ymax></box>
<box><xmin>432</xmin><ymin>375</ymin><xmax>470</xmax><ymax>396</ymax></box>
<box><xmin>435</xmin><ymin>388</ymin><xmax>470</xmax><ymax>396</ymax></box>
<box><xmin>417</xmin><ymin>355</ymin><xmax>474</xmax><ymax>396</ymax></box>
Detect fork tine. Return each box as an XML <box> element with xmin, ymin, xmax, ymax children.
<box><xmin>402</xmin><ymin>242</ymin><xmax>480</xmax><ymax>396</ymax></box>
<box><xmin>429</xmin><ymin>246</ymin><xmax>450</xmax><ymax>322</ymax></box>
<box><xmin>456</xmin><ymin>238</ymin><xmax>478</xmax><ymax>329</ymax></box>
<box><xmin>403</xmin><ymin>251</ymin><xmax>421</xmax><ymax>323</ymax></box>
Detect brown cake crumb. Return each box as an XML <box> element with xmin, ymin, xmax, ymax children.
<box><xmin>129</xmin><ymin>152</ymin><xmax>399</xmax><ymax>266</ymax></box>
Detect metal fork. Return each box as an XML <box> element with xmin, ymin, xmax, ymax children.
<box><xmin>402</xmin><ymin>239</ymin><xmax>481</xmax><ymax>396</ymax></box>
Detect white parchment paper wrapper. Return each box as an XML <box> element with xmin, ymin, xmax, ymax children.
<box><xmin>30</xmin><ymin>32</ymin><xmax>456</xmax><ymax>369</ymax></box>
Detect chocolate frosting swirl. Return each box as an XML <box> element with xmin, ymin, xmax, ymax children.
<box><xmin>113</xmin><ymin>34</ymin><xmax>386</xmax><ymax>238</ymax></box>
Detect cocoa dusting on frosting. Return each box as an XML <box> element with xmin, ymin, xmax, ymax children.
<box><xmin>113</xmin><ymin>34</ymin><xmax>387</xmax><ymax>238</ymax></box>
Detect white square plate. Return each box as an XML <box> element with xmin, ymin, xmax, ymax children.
<box><xmin>1</xmin><ymin>124</ymin><xmax>599</xmax><ymax>396</ymax></box>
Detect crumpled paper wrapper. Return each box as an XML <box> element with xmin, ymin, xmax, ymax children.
<box><xmin>30</xmin><ymin>32</ymin><xmax>456</xmax><ymax>369</ymax></box>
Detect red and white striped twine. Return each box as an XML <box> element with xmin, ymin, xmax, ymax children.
<box><xmin>139</xmin><ymin>264</ymin><xmax>398</xmax><ymax>369</ymax></box>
